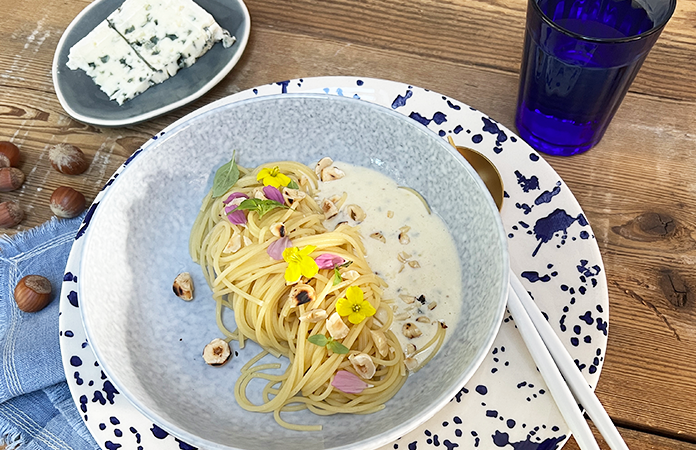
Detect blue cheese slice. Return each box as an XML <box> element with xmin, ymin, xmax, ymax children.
<box><xmin>66</xmin><ymin>21</ymin><xmax>154</xmax><ymax>105</ymax></box>
<box><xmin>66</xmin><ymin>0</ymin><xmax>236</xmax><ymax>104</ymax></box>
<box><xmin>108</xmin><ymin>0</ymin><xmax>236</xmax><ymax>79</ymax></box>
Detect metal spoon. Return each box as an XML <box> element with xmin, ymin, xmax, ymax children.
<box><xmin>447</xmin><ymin>135</ymin><xmax>504</xmax><ymax>211</ymax></box>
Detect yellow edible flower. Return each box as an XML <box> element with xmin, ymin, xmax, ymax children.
<box><xmin>336</xmin><ymin>286</ymin><xmax>375</xmax><ymax>325</ymax></box>
<box><xmin>257</xmin><ymin>166</ymin><xmax>292</xmax><ymax>189</ymax></box>
<box><xmin>282</xmin><ymin>245</ymin><xmax>319</xmax><ymax>283</ymax></box>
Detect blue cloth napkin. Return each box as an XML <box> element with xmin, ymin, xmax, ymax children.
<box><xmin>0</xmin><ymin>215</ymin><xmax>98</xmax><ymax>450</ymax></box>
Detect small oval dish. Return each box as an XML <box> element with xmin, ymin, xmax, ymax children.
<box><xmin>52</xmin><ymin>0</ymin><xmax>250</xmax><ymax>127</ymax></box>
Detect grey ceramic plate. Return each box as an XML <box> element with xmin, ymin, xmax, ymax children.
<box><xmin>51</xmin><ymin>0</ymin><xmax>250</xmax><ymax>127</ymax></box>
<box><xmin>72</xmin><ymin>93</ymin><xmax>508</xmax><ymax>450</ymax></box>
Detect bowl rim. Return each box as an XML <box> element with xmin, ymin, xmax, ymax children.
<box><xmin>76</xmin><ymin>92</ymin><xmax>510</xmax><ymax>450</ymax></box>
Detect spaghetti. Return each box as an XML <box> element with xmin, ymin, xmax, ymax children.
<box><xmin>189</xmin><ymin>159</ymin><xmax>446</xmax><ymax>430</ymax></box>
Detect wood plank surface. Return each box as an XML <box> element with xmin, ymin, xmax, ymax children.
<box><xmin>1</xmin><ymin>0</ymin><xmax>695</xmax><ymax>449</ymax></box>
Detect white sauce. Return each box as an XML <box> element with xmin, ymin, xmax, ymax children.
<box><xmin>317</xmin><ymin>162</ymin><xmax>463</xmax><ymax>362</ymax></box>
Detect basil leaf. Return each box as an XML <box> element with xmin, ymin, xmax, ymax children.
<box><xmin>287</xmin><ymin>180</ymin><xmax>300</xmax><ymax>190</ymax></box>
<box><xmin>212</xmin><ymin>152</ymin><xmax>240</xmax><ymax>198</ymax></box>
<box><xmin>236</xmin><ymin>199</ymin><xmax>286</xmax><ymax>218</ymax></box>
<box><xmin>333</xmin><ymin>268</ymin><xmax>342</xmax><ymax>286</ymax></box>
<box><xmin>327</xmin><ymin>340</ymin><xmax>349</xmax><ymax>354</ymax></box>
<box><xmin>236</xmin><ymin>198</ymin><xmax>261</xmax><ymax>210</ymax></box>
<box><xmin>308</xmin><ymin>334</ymin><xmax>329</xmax><ymax>347</ymax></box>
<box><xmin>256</xmin><ymin>200</ymin><xmax>286</xmax><ymax>217</ymax></box>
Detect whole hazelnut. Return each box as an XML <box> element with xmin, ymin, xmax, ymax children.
<box><xmin>0</xmin><ymin>201</ymin><xmax>24</xmax><ymax>228</ymax></box>
<box><xmin>14</xmin><ymin>275</ymin><xmax>53</xmax><ymax>312</ymax></box>
<box><xmin>0</xmin><ymin>167</ymin><xmax>25</xmax><ymax>192</ymax></box>
<box><xmin>50</xmin><ymin>186</ymin><xmax>86</xmax><ymax>218</ymax></box>
<box><xmin>48</xmin><ymin>143</ymin><xmax>88</xmax><ymax>175</ymax></box>
<box><xmin>0</xmin><ymin>141</ymin><xmax>20</xmax><ymax>167</ymax></box>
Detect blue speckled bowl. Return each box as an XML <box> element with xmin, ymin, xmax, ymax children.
<box><xmin>76</xmin><ymin>93</ymin><xmax>509</xmax><ymax>450</ymax></box>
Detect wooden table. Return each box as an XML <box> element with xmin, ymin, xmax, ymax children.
<box><xmin>1</xmin><ymin>0</ymin><xmax>695</xmax><ymax>449</ymax></box>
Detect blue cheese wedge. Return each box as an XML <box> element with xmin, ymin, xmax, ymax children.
<box><xmin>108</xmin><ymin>0</ymin><xmax>235</xmax><ymax>80</ymax></box>
<box><xmin>66</xmin><ymin>21</ymin><xmax>154</xmax><ymax>105</ymax></box>
<box><xmin>66</xmin><ymin>0</ymin><xmax>236</xmax><ymax>104</ymax></box>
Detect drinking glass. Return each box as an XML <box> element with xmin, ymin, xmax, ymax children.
<box><xmin>515</xmin><ymin>0</ymin><xmax>676</xmax><ymax>156</ymax></box>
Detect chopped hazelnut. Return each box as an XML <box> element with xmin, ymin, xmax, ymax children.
<box><xmin>326</xmin><ymin>312</ymin><xmax>349</xmax><ymax>339</ymax></box>
<box><xmin>283</xmin><ymin>187</ymin><xmax>307</xmax><ymax>206</ymax></box>
<box><xmin>348</xmin><ymin>353</ymin><xmax>376</xmax><ymax>379</ymax></box>
<box><xmin>369</xmin><ymin>232</ymin><xmax>386</xmax><ymax>243</ymax></box>
<box><xmin>271</xmin><ymin>222</ymin><xmax>286</xmax><ymax>238</ymax></box>
<box><xmin>289</xmin><ymin>283</ymin><xmax>315</xmax><ymax>307</ymax></box>
<box><xmin>299</xmin><ymin>309</ymin><xmax>328</xmax><ymax>323</ymax></box>
<box><xmin>346</xmin><ymin>204</ymin><xmax>366</xmax><ymax>223</ymax></box>
<box><xmin>404</xmin><ymin>357</ymin><xmax>419</xmax><ymax>371</ymax></box>
<box><xmin>321</xmin><ymin>166</ymin><xmax>345</xmax><ymax>182</ymax></box>
<box><xmin>321</xmin><ymin>198</ymin><xmax>338</xmax><ymax>219</ymax></box>
<box><xmin>315</xmin><ymin>157</ymin><xmax>333</xmax><ymax>178</ymax></box>
<box><xmin>173</xmin><ymin>272</ymin><xmax>194</xmax><ymax>301</ymax></box>
<box><xmin>202</xmin><ymin>338</ymin><xmax>231</xmax><ymax>366</ymax></box>
<box><xmin>402</xmin><ymin>322</ymin><xmax>422</xmax><ymax>339</ymax></box>
<box><xmin>369</xmin><ymin>329</ymin><xmax>389</xmax><ymax>357</ymax></box>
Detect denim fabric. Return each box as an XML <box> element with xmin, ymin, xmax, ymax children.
<box><xmin>0</xmin><ymin>215</ymin><xmax>98</xmax><ymax>449</ymax></box>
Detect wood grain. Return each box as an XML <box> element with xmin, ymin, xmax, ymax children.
<box><xmin>1</xmin><ymin>0</ymin><xmax>696</xmax><ymax>448</ymax></box>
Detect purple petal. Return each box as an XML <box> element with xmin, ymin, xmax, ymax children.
<box><xmin>315</xmin><ymin>253</ymin><xmax>345</xmax><ymax>270</ymax></box>
<box><xmin>225</xmin><ymin>205</ymin><xmax>247</xmax><ymax>225</ymax></box>
<box><xmin>223</xmin><ymin>192</ymin><xmax>249</xmax><ymax>205</ymax></box>
<box><xmin>331</xmin><ymin>370</ymin><xmax>369</xmax><ymax>394</ymax></box>
<box><xmin>267</xmin><ymin>236</ymin><xmax>292</xmax><ymax>260</ymax></box>
<box><xmin>263</xmin><ymin>186</ymin><xmax>285</xmax><ymax>204</ymax></box>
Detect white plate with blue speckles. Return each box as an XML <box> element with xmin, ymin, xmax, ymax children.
<box><xmin>52</xmin><ymin>0</ymin><xmax>250</xmax><ymax>127</ymax></box>
<box><xmin>59</xmin><ymin>76</ymin><xmax>609</xmax><ymax>450</ymax></box>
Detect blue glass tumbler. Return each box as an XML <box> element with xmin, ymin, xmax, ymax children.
<box><xmin>515</xmin><ymin>0</ymin><xmax>676</xmax><ymax>156</ymax></box>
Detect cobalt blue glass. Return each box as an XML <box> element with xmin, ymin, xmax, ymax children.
<box><xmin>515</xmin><ymin>0</ymin><xmax>676</xmax><ymax>156</ymax></box>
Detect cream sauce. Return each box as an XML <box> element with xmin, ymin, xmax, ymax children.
<box><xmin>317</xmin><ymin>162</ymin><xmax>463</xmax><ymax>362</ymax></box>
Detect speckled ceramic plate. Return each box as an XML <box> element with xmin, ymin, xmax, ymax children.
<box><xmin>52</xmin><ymin>0</ymin><xmax>250</xmax><ymax>127</ymax></box>
<box><xmin>59</xmin><ymin>76</ymin><xmax>609</xmax><ymax>450</ymax></box>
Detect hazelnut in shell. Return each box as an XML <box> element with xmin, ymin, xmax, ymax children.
<box><xmin>48</xmin><ymin>143</ymin><xmax>88</xmax><ymax>175</ymax></box>
<box><xmin>14</xmin><ymin>275</ymin><xmax>52</xmax><ymax>312</ymax></box>
<box><xmin>0</xmin><ymin>201</ymin><xmax>24</xmax><ymax>228</ymax></box>
<box><xmin>0</xmin><ymin>167</ymin><xmax>25</xmax><ymax>192</ymax></box>
<box><xmin>0</xmin><ymin>141</ymin><xmax>20</xmax><ymax>167</ymax></box>
<box><xmin>50</xmin><ymin>186</ymin><xmax>86</xmax><ymax>218</ymax></box>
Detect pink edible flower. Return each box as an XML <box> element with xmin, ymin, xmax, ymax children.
<box><xmin>223</xmin><ymin>192</ymin><xmax>248</xmax><ymax>204</ymax></box>
<box><xmin>331</xmin><ymin>370</ymin><xmax>370</xmax><ymax>394</ymax></box>
<box><xmin>267</xmin><ymin>236</ymin><xmax>293</xmax><ymax>260</ymax></box>
<box><xmin>225</xmin><ymin>205</ymin><xmax>247</xmax><ymax>225</ymax></box>
<box><xmin>223</xmin><ymin>192</ymin><xmax>249</xmax><ymax>225</ymax></box>
<box><xmin>315</xmin><ymin>253</ymin><xmax>346</xmax><ymax>270</ymax></box>
<box><xmin>263</xmin><ymin>185</ymin><xmax>285</xmax><ymax>204</ymax></box>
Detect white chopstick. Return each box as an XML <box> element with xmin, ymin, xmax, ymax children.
<box><xmin>509</xmin><ymin>270</ymin><xmax>630</xmax><ymax>450</ymax></box>
<box><xmin>506</xmin><ymin>283</ymin><xmax>601</xmax><ymax>450</ymax></box>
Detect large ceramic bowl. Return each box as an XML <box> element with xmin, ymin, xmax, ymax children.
<box><xmin>76</xmin><ymin>93</ymin><xmax>509</xmax><ymax>450</ymax></box>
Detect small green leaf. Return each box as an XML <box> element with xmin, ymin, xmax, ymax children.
<box><xmin>327</xmin><ymin>340</ymin><xmax>349</xmax><ymax>354</ymax></box>
<box><xmin>287</xmin><ymin>180</ymin><xmax>300</xmax><ymax>190</ymax></box>
<box><xmin>236</xmin><ymin>198</ymin><xmax>286</xmax><ymax>218</ymax></box>
<box><xmin>236</xmin><ymin>198</ymin><xmax>261</xmax><ymax>210</ymax></box>
<box><xmin>212</xmin><ymin>152</ymin><xmax>240</xmax><ymax>198</ymax></box>
<box><xmin>308</xmin><ymin>334</ymin><xmax>329</xmax><ymax>347</ymax></box>
<box><xmin>333</xmin><ymin>268</ymin><xmax>343</xmax><ymax>286</ymax></box>
<box><xmin>257</xmin><ymin>200</ymin><xmax>286</xmax><ymax>217</ymax></box>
